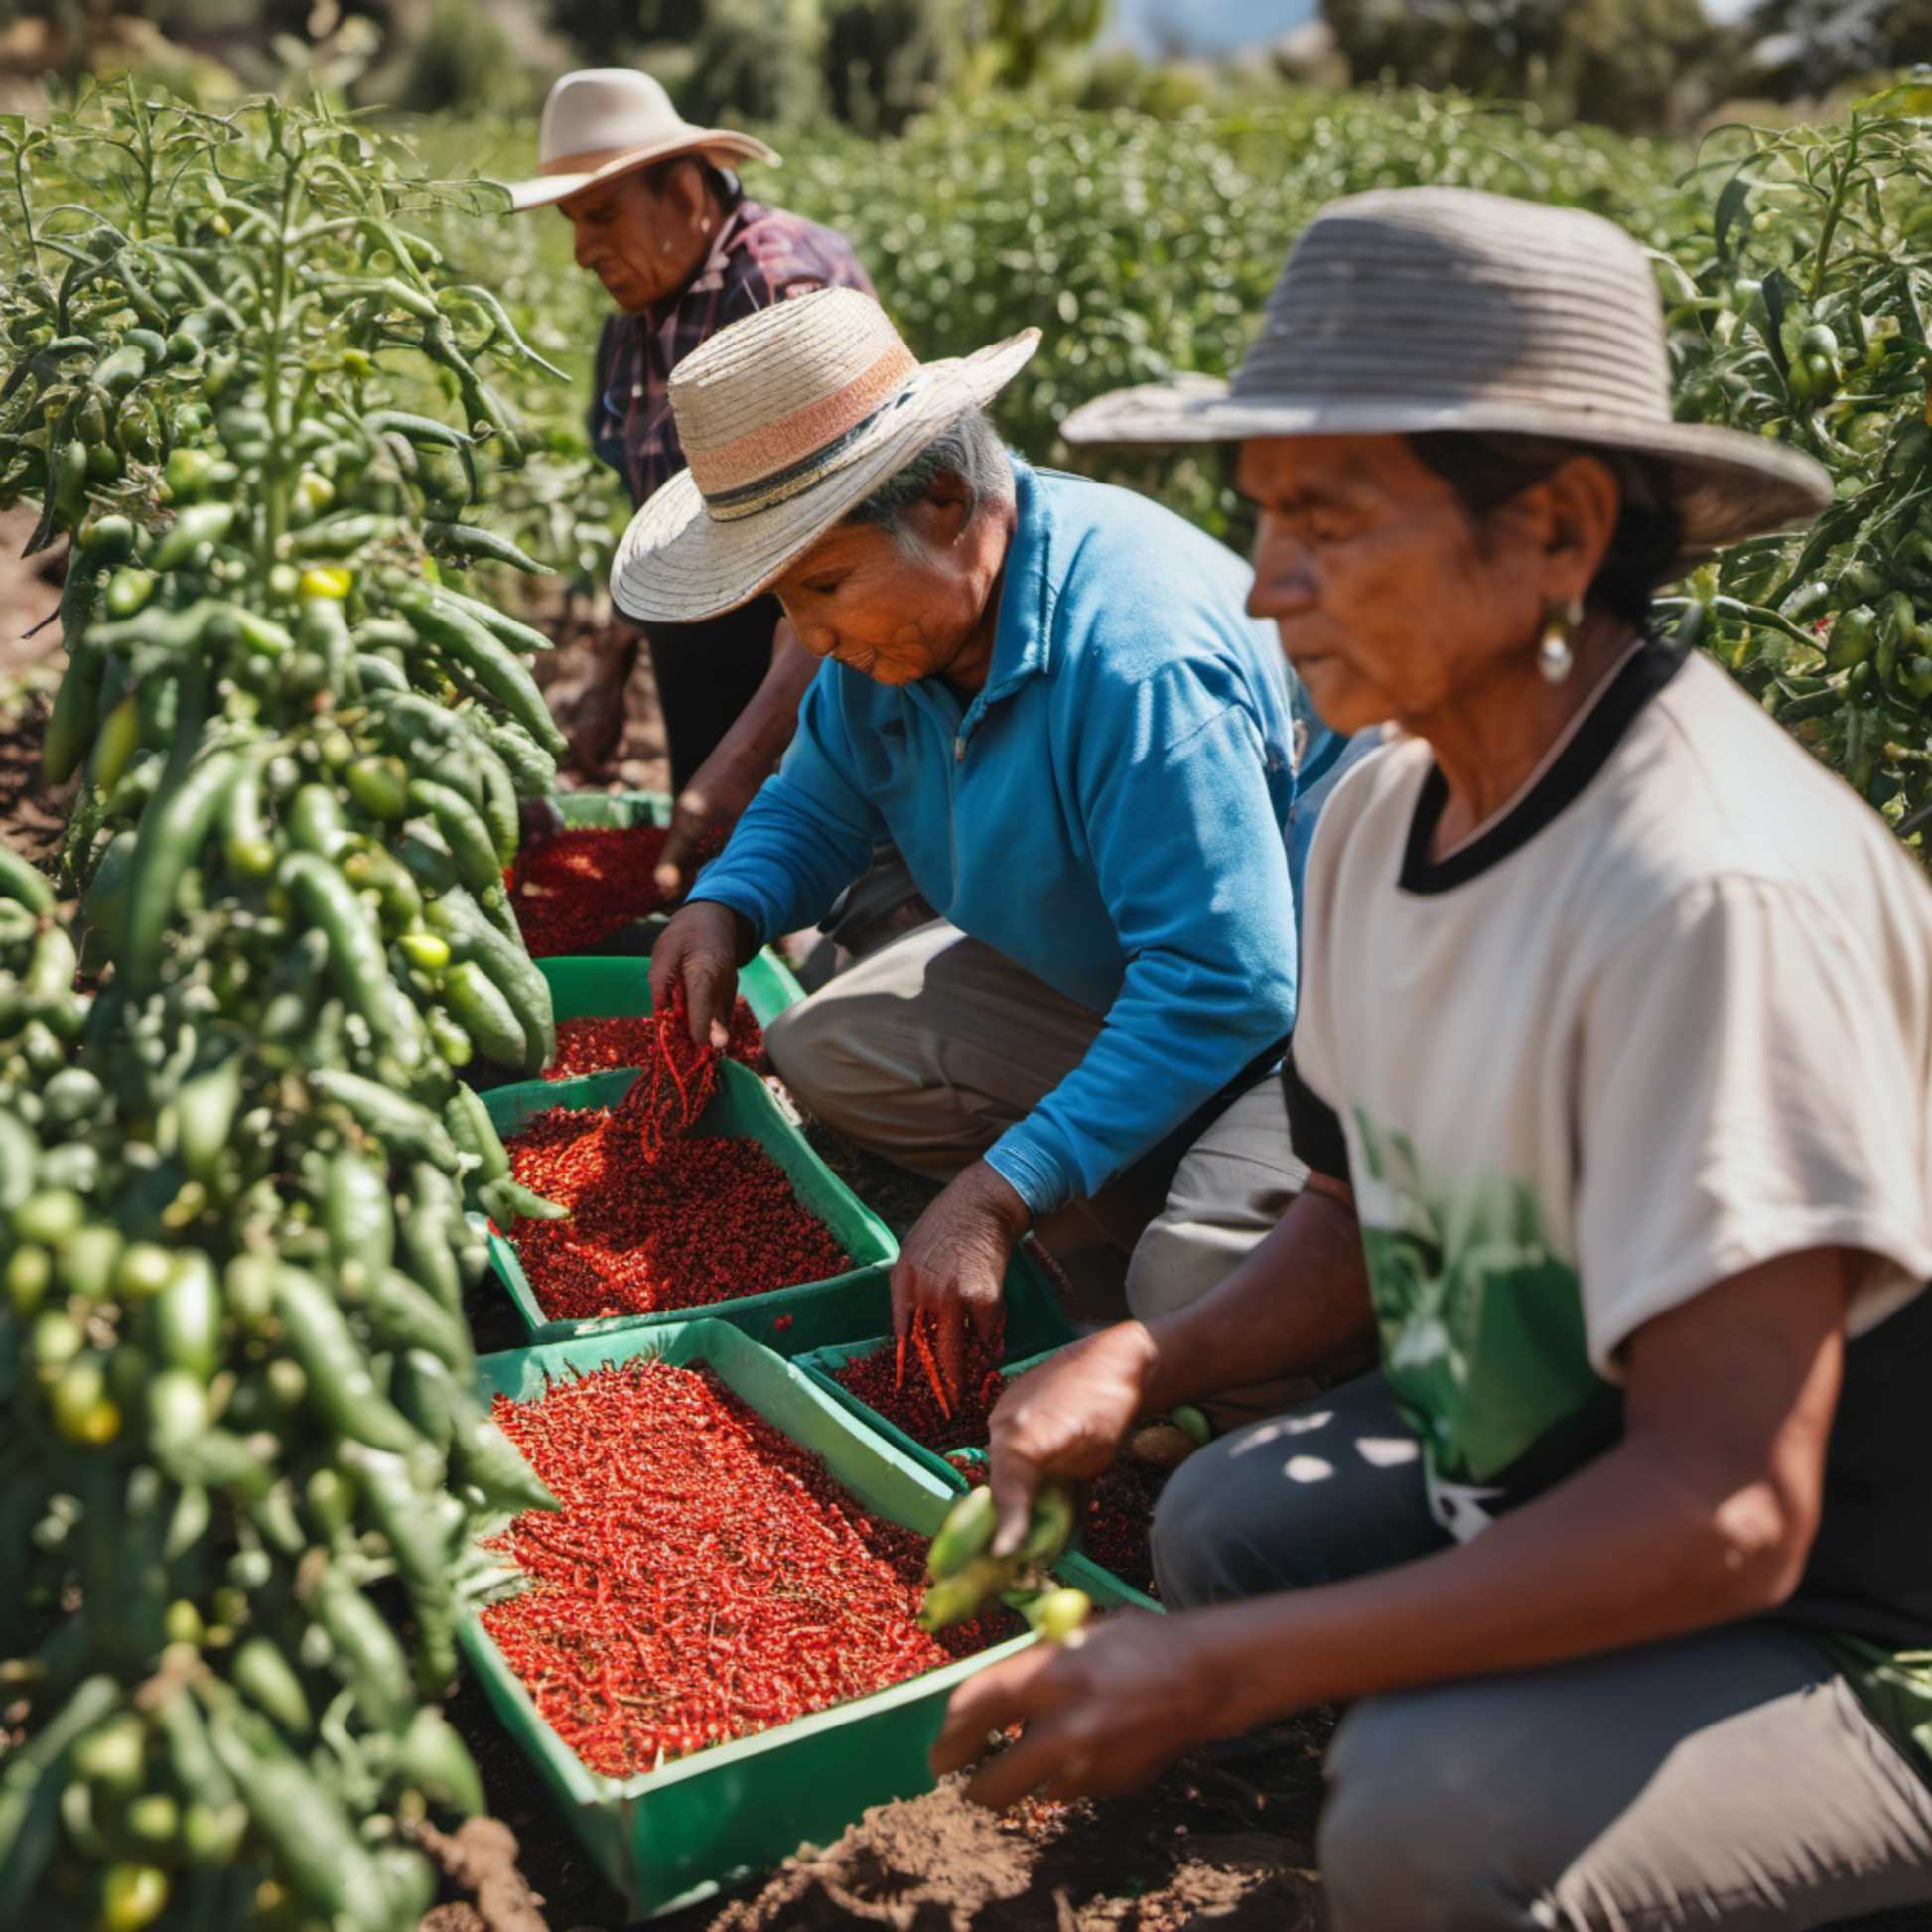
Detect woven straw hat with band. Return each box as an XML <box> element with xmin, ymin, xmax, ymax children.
<box><xmin>611</xmin><ymin>288</ymin><xmax>1039</xmax><ymax>623</ymax></box>
<box><xmin>505</xmin><ymin>69</ymin><xmax>777</xmax><ymax>214</ymax></box>
<box><xmin>1061</xmin><ymin>185</ymin><xmax>1831</xmax><ymax>556</ymax></box>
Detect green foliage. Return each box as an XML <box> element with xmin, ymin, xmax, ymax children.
<box><xmin>1665</xmin><ymin>83</ymin><xmax>1932</xmax><ymax>856</ymax></box>
<box><xmin>780</xmin><ymin>93</ymin><xmax>1689</xmax><ymax>531</ymax></box>
<box><xmin>0</xmin><ymin>87</ymin><xmax>569</xmax><ymax>1929</ymax></box>
<box><xmin>397</xmin><ymin>0</ymin><xmax>520</xmax><ymax>115</ymax></box>
<box><xmin>1321</xmin><ymin>0</ymin><xmax>1733</xmax><ymax>132</ymax></box>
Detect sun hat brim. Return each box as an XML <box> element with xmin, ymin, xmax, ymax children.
<box><xmin>1060</xmin><ymin>377</ymin><xmax>1833</xmax><ymax>557</ymax></box>
<box><xmin>505</xmin><ymin>130</ymin><xmax>780</xmax><ymax>212</ymax></box>
<box><xmin>610</xmin><ymin>329</ymin><xmax>1040</xmax><ymax>624</ymax></box>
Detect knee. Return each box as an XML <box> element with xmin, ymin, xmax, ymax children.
<box><xmin>1123</xmin><ymin>1216</ymin><xmax>1252</xmax><ymax>1323</ymax></box>
<box><xmin>1320</xmin><ymin>1692</ymin><xmax>1555</xmax><ymax>1932</ymax></box>
<box><xmin>1148</xmin><ymin>1432</ymin><xmax>1276</xmax><ymax>1608</ymax></box>
<box><xmin>762</xmin><ymin>990</ymin><xmax>876</xmax><ymax>1116</ymax></box>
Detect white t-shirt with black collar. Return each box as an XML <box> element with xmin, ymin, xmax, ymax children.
<box><xmin>1287</xmin><ymin>638</ymin><xmax>1932</xmax><ymax>1643</ymax></box>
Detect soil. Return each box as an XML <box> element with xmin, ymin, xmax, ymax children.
<box><xmin>5</xmin><ymin>530</ymin><xmax>1927</xmax><ymax>1932</ymax></box>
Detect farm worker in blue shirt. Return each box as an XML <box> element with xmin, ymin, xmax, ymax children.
<box><xmin>621</xmin><ymin>289</ymin><xmax>1343</xmax><ymax>1399</ymax></box>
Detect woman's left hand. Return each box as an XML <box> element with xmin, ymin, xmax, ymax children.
<box><xmin>891</xmin><ymin>1161</ymin><xmax>1031</xmax><ymax>1405</ymax></box>
<box><xmin>930</xmin><ymin>1608</ymin><xmax>1225</xmax><ymax>1806</ymax></box>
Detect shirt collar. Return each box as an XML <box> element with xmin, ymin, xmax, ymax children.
<box><xmin>973</xmin><ymin>456</ymin><xmax>1056</xmax><ymax>713</ymax></box>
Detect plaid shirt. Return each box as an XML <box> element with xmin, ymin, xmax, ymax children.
<box><xmin>590</xmin><ymin>197</ymin><xmax>876</xmax><ymax>510</ymax></box>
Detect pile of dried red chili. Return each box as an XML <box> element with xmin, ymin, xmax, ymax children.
<box><xmin>504</xmin><ymin>1099</ymin><xmax>852</xmax><ymax>1321</ymax></box>
<box><xmin>509</xmin><ymin>824</ymin><xmax>724</xmax><ymax>957</ymax></box>
<box><xmin>546</xmin><ymin>1002</ymin><xmax>767</xmax><ymax>1081</ymax></box>
<box><xmin>482</xmin><ymin>1357</ymin><xmax>1007</xmax><ymax>1777</ymax></box>
<box><xmin>831</xmin><ymin>1327</ymin><xmax>1005</xmax><ymax>1452</ymax></box>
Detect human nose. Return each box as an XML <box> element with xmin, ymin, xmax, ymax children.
<box><xmin>1246</xmin><ymin>514</ymin><xmax>1317</xmax><ymax>621</ymax></box>
<box><xmin>570</xmin><ymin>219</ymin><xmax>597</xmax><ymax>270</ymax></box>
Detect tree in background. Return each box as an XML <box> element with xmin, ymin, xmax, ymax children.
<box><xmin>1321</xmin><ymin>0</ymin><xmax>1735</xmax><ymax>132</ymax></box>
<box><xmin>1742</xmin><ymin>0</ymin><xmax>1932</xmax><ymax>96</ymax></box>
<box><xmin>535</xmin><ymin>0</ymin><xmax>1107</xmax><ymax>129</ymax></box>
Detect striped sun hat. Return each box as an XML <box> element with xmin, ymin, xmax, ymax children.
<box><xmin>611</xmin><ymin>290</ymin><xmax>1038</xmax><ymax>623</ymax></box>
<box><xmin>1061</xmin><ymin>185</ymin><xmax>1830</xmax><ymax>555</ymax></box>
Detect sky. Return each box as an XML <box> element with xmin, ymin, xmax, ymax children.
<box><xmin>1104</xmin><ymin>0</ymin><xmax>1756</xmax><ymax>59</ymax></box>
<box><xmin>1106</xmin><ymin>0</ymin><xmax>1317</xmax><ymax>57</ymax></box>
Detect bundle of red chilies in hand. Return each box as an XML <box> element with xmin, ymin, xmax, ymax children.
<box><xmin>483</xmin><ymin>1359</ymin><xmax>1006</xmax><ymax>1777</ymax></box>
<box><xmin>614</xmin><ymin>995</ymin><xmax>720</xmax><ymax>1151</ymax></box>
<box><xmin>545</xmin><ymin>1002</ymin><xmax>766</xmax><ymax>1081</ymax></box>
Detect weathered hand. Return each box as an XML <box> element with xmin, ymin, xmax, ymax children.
<box><xmin>647</xmin><ymin>899</ymin><xmax>744</xmax><ymax>1050</ymax></box>
<box><xmin>931</xmin><ymin>1608</ymin><xmax>1227</xmax><ymax>1806</ymax></box>
<box><xmin>985</xmin><ymin>1321</ymin><xmax>1157</xmax><ymax>1557</ymax></box>
<box><xmin>891</xmin><ymin>1162</ymin><xmax>1030</xmax><ymax>1409</ymax></box>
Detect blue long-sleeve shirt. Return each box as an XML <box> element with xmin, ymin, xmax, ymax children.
<box><xmin>693</xmin><ymin>459</ymin><xmax>1313</xmax><ymax>1214</ymax></box>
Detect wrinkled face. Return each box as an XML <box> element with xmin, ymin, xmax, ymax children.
<box><xmin>1238</xmin><ymin>433</ymin><xmax>1555</xmax><ymax>737</ymax></box>
<box><xmin>770</xmin><ymin>497</ymin><xmax>1002</xmax><ymax>689</ymax></box>
<box><xmin>558</xmin><ymin>167</ymin><xmax>701</xmax><ymax>314</ymax></box>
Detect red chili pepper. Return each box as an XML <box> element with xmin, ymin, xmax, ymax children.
<box><xmin>909</xmin><ymin>1318</ymin><xmax>951</xmax><ymax>1421</ymax></box>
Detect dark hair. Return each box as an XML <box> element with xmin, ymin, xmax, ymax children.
<box><xmin>844</xmin><ymin>406</ymin><xmax>1014</xmax><ymax>553</ymax></box>
<box><xmin>1407</xmin><ymin>431</ymin><xmax>1682</xmax><ymax>626</ymax></box>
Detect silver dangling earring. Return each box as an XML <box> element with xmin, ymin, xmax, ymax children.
<box><xmin>1538</xmin><ymin>596</ymin><xmax>1583</xmax><ymax>684</ymax></box>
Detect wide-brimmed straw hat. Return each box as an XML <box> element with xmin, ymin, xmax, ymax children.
<box><xmin>1061</xmin><ymin>186</ymin><xmax>1830</xmax><ymax>555</ymax></box>
<box><xmin>505</xmin><ymin>69</ymin><xmax>778</xmax><ymax>214</ymax></box>
<box><xmin>610</xmin><ymin>289</ymin><xmax>1039</xmax><ymax>623</ymax></box>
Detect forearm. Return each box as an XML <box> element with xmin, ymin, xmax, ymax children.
<box><xmin>1193</xmin><ymin>1427</ymin><xmax>1814</xmax><ymax>1740</ymax></box>
<box><xmin>1138</xmin><ymin>1185</ymin><xmax>1377</xmax><ymax>1413</ymax></box>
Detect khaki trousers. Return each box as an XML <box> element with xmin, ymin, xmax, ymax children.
<box><xmin>762</xmin><ymin>921</ymin><xmax>1303</xmax><ymax>1314</ymax></box>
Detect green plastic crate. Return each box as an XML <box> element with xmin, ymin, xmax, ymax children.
<box><xmin>481</xmin><ymin>1058</ymin><xmax>897</xmax><ymax>1346</ymax></box>
<box><xmin>462</xmin><ymin>1317</ymin><xmax>1141</xmax><ymax>1916</ymax></box>
<box><xmin>553</xmin><ymin>790</ymin><xmax>671</xmax><ymax>829</ymax></box>
<box><xmin>537</xmin><ymin>947</ymin><xmax>804</xmax><ymax>1033</ymax></box>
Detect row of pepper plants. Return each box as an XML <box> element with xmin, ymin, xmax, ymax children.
<box><xmin>1665</xmin><ymin>86</ymin><xmax>1932</xmax><ymax>860</ymax></box>
<box><xmin>0</xmin><ymin>90</ymin><xmax>576</xmax><ymax>1931</ymax></box>
<box><xmin>452</xmin><ymin>82</ymin><xmax>1932</xmax><ymax>865</ymax></box>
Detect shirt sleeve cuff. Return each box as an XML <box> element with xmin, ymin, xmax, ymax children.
<box><xmin>685</xmin><ymin>874</ymin><xmax>778</xmax><ymax>953</ymax></box>
<box><xmin>982</xmin><ymin>1133</ymin><xmax>1074</xmax><ymax>1220</ymax></box>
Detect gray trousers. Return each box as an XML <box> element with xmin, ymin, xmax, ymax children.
<box><xmin>1153</xmin><ymin>1374</ymin><xmax>1932</xmax><ymax>1931</ymax></box>
<box><xmin>763</xmin><ymin>921</ymin><xmax>1302</xmax><ymax>1311</ymax></box>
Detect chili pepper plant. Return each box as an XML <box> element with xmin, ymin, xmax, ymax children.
<box><xmin>1663</xmin><ymin>86</ymin><xmax>1932</xmax><ymax>863</ymax></box>
<box><xmin>0</xmin><ymin>87</ymin><xmax>581</xmax><ymax>1932</ymax></box>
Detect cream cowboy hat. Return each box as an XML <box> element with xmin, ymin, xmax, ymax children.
<box><xmin>610</xmin><ymin>289</ymin><xmax>1039</xmax><ymax>623</ymax></box>
<box><xmin>1061</xmin><ymin>186</ymin><xmax>1831</xmax><ymax>555</ymax></box>
<box><xmin>505</xmin><ymin>69</ymin><xmax>778</xmax><ymax>214</ymax></box>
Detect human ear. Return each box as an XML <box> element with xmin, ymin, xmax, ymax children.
<box><xmin>1536</xmin><ymin>455</ymin><xmax>1622</xmax><ymax>607</ymax></box>
<box><xmin>915</xmin><ymin>471</ymin><xmax>972</xmax><ymax>545</ymax></box>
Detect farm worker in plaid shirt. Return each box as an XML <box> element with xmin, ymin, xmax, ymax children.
<box><xmin>509</xmin><ymin>69</ymin><xmax>875</xmax><ymax>887</ymax></box>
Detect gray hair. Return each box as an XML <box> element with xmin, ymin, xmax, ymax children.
<box><xmin>844</xmin><ymin>406</ymin><xmax>1014</xmax><ymax>553</ymax></box>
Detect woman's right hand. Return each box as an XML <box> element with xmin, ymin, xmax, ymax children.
<box><xmin>648</xmin><ymin>900</ymin><xmax>743</xmax><ymax>1050</ymax></box>
<box><xmin>987</xmin><ymin>1320</ymin><xmax>1161</xmax><ymax>1558</ymax></box>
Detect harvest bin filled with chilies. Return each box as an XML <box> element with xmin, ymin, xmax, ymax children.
<box><xmin>479</xmin><ymin>1060</ymin><xmax>899</xmax><ymax>1344</ymax></box>
<box><xmin>461</xmin><ymin>1317</ymin><xmax>1143</xmax><ymax>1917</ymax></box>
<box><xmin>510</xmin><ymin>792</ymin><xmax>705</xmax><ymax>959</ymax></box>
